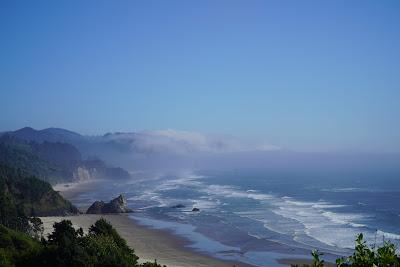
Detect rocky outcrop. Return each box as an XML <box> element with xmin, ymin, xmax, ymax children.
<box><xmin>192</xmin><ymin>208</ymin><xmax>200</xmax><ymax>212</ymax></box>
<box><xmin>73</xmin><ymin>166</ymin><xmax>93</xmax><ymax>182</ymax></box>
<box><xmin>86</xmin><ymin>201</ymin><xmax>104</xmax><ymax>214</ymax></box>
<box><xmin>86</xmin><ymin>195</ymin><xmax>133</xmax><ymax>214</ymax></box>
<box><xmin>171</xmin><ymin>204</ymin><xmax>185</xmax><ymax>208</ymax></box>
<box><xmin>74</xmin><ymin>160</ymin><xmax>131</xmax><ymax>182</ymax></box>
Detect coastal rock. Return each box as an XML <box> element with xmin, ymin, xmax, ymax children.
<box><xmin>86</xmin><ymin>194</ymin><xmax>133</xmax><ymax>214</ymax></box>
<box><xmin>86</xmin><ymin>201</ymin><xmax>105</xmax><ymax>214</ymax></box>
<box><xmin>192</xmin><ymin>207</ymin><xmax>200</xmax><ymax>212</ymax></box>
<box><xmin>172</xmin><ymin>204</ymin><xmax>185</xmax><ymax>208</ymax></box>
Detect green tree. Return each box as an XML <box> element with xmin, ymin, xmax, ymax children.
<box><xmin>42</xmin><ymin>220</ymin><xmax>87</xmax><ymax>267</ymax></box>
<box><xmin>28</xmin><ymin>217</ymin><xmax>44</xmax><ymax>240</ymax></box>
<box><xmin>88</xmin><ymin>218</ymin><xmax>138</xmax><ymax>265</ymax></box>
<box><xmin>0</xmin><ymin>224</ymin><xmax>43</xmax><ymax>267</ymax></box>
<box><xmin>82</xmin><ymin>234</ymin><xmax>138</xmax><ymax>267</ymax></box>
<box><xmin>89</xmin><ymin>218</ymin><xmax>134</xmax><ymax>253</ymax></box>
<box><xmin>0</xmin><ymin>218</ymin><xmax>168</xmax><ymax>267</ymax></box>
<box><xmin>293</xmin><ymin>233</ymin><xmax>400</xmax><ymax>267</ymax></box>
<box><xmin>140</xmin><ymin>260</ymin><xmax>166</xmax><ymax>267</ymax></box>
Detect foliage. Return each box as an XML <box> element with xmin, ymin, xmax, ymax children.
<box><xmin>0</xmin><ymin>135</ymin><xmax>131</xmax><ymax>185</ymax></box>
<box><xmin>292</xmin><ymin>233</ymin><xmax>400</xmax><ymax>267</ymax></box>
<box><xmin>139</xmin><ymin>260</ymin><xmax>166</xmax><ymax>267</ymax></box>
<box><xmin>0</xmin><ymin>224</ymin><xmax>43</xmax><ymax>267</ymax></box>
<box><xmin>0</xmin><ymin>218</ymin><xmax>167</xmax><ymax>267</ymax></box>
<box><xmin>0</xmin><ymin>164</ymin><xmax>78</xmax><ymax>223</ymax></box>
<box><xmin>82</xmin><ymin>234</ymin><xmax>138</xmax><ymax>267</ymax></box>
<box><xmin>89</xmin><ymin>218</ymin><xmax>132</xmax><ymax>253</ymax></box>
<box><xmin>39</xmin><ymin>220</ymin><xmax>88</xmax><ymax>266</ymax></box>
<box><xmin>28</xmin><ymin>217</ymin><xmax>44</xmax><ymax>240</ymax></box>
<box><xmin>84</xmin><ymin>218</ymin><xmax>139</xmax><ymax>266</ymax></box>
<box><xmin>0</xmin><ymin>136</ymin><xmax>72</xmax><ymax>184</ymax></box>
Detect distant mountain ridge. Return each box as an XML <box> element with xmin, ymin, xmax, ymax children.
<box><xmin>2</xmin><ymin>126</ymin><xmax>282</xmax><ymax>173</ymax></box>
<box><xmin>9</xmin><ymin>127</ymin><xmax>83</xmax><ymax>143</ymax></box>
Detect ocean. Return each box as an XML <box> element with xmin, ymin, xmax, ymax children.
<box><xmin>74</xmin><ymin>169</ymin><xmax>400</xmax><ymax>266</ymax></box>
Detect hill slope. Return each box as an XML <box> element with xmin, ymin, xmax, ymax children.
<box><xmin>0</xmin><ymin>164</ymin><xmax>78</xmax><ymax>231</ymax></box>
<box><xmin>0</xmin><ymin>135</ymin><xmax>130</xmax><ymax>184</ymax></box>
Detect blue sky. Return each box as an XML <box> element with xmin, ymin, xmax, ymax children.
<box><xmin>1</xmin><ymin>0</ymin><xmax>399</xmax><ymax>152</ymax></box>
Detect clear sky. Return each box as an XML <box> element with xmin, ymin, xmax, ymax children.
<box><xmin>1</xmin><ymin>0</ymin><xmax>399</xmax><ymax>153</ymax></box>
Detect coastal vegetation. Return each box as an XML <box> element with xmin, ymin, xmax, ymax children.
<box><xmin>0</xmin><ymin>133</ymin><xmax>130</xmax><ymax>184</ymax></box>
<box><xmin>0</xmin><ymin>156</ymin><xmax>164</xmax><ymax>267</ymax></box>
<box><xmin>0</xmin><ymin>164</ymin><xmax>78</xmax><ymax>232</ymax></box>
<box><xmin>293</xmin><ymin>234</ymin><xmax>400</xmax><ymax>267</ymax></box>
<box><xmin>1</xmin><ymin>128</ymin><xmax>399</xmax><ymax>267</ymax></box>
<box><xmin>0</xmin><ymin>136</ymin><xmax>71</xmax><ymax>184</ymax></box>
<box><xmin>0</xmin><ymin>218</ymin><xmax>165</xmax><ymax>267</ymax></box>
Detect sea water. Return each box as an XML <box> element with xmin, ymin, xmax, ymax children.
<box><xmin>74</xmin><ymin>169</ymin><xmax>400</xmax><ymax>266</ymax></box>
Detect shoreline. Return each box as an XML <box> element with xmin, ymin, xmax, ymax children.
<box><xmin>53</xmin><ymin>179</ymin><xmax>106</xmax><ymax>200</ymax></box>
<box><xmin>51</xmin><ymin>180</ymin><xmax>316</xmax><ymax>267</ymax></box>
<box><xmin>40</xmin><ymin>214</ymin><xmax>255</xmax><ymax>267</ymax></box>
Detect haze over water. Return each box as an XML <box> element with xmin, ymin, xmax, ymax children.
<box><xmin>1</xmin><ymin>1</ymin><xmax>400</xmax><ymax>266</ymax></box>
<box><xmin>69</xmin><ymin>164</ymin><xmax>400</xmax><ymax>267</ymax></box>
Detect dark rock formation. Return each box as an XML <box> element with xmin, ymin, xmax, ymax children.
<box><xmin>192</xmin><ymin>207</ymin><xmax>200</xmax><ymax>212</ymax></box>
<box><xmin>86</xmin><ymin>201</ymin><xmax>105</xmax><ymax>214</ymax></box>
<box><xmin>86</xmin><ymin>194</ymin><xmax>133</xmax><ymax>214</ymax></box>
<box><xmin>172</xmin><ymin>204</ymin><xmax>185</xmax><ymax>208</ymax></box>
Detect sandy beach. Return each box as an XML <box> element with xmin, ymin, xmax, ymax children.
<box><xmin>49</xmin><ymin>181</ymin><xmax>316</xmax><ymax>267</ymax></box>
<box><xmin>40</xmin><ymin>214</ymin><xmax>254</xmax><ymax>267</ymax></box>
<box><xmin>53</xmin><ymin>179</ymin><xmax>105</xmax><ymax>200</ymax></box>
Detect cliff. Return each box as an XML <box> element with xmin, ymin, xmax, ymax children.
<box><xmin>0</xmin><ymin>164</ymin><xmax>79</xmax><ymax>226</ymax></box>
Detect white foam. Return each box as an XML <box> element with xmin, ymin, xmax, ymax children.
<box><xmin>127</xmin><ymin>173</ymin><xmax>205</xmax><ymax>208</ymax></box>
<box><xmin>127</xmin><ymin>188</ymin><xmax>171</xmax><ymax>207</ymax></box>
<box><xmin>377</xmin><ymin>230</ymin><xmax>400</xmax><ymax>240</ymax></box>
<box><xmin>322</xmin><ymin>211</ymin><xmax>367</xmax><ymax>227</ymax></box>
<box><xmin>240</xmin><ymin>195</ymin><xmax>400</xmax><ymax>250</ymax></box>
<box><xmin>322</xmin><ymin>187</ymin><xmax>362</xmax><ymax>192</ymax></box>
<box><xmin>201</xmin><ymin>184</ymin><xmax>273</xmax><ymax>201</ymax></box>
<box><xmin>253</xmin><ymin>196</ymin><xmax>371</xmax><ymax>249</ymax></box>
<box><xmin>126</xmin><ymin>173</ymin><xmax>400</xmax><ymax>252</ymax></box>
<box><xmin>191</xmin><ymin>198</ymin><xmax>220</xmax><ymax>210</ymax></box>
<box><xmin>322</xmin><ymin>187</ymin><xmax>388</xmax><ymax>193</ymax></box>
<box><xmin>157</xmin><ymin>176</ymin><xmax>203</xmax><ymax>189</ymax></box>
<box><xmin>312</xmin><ymin>202</ymin><xmax>347</xmax><ymax>209</ymax></box>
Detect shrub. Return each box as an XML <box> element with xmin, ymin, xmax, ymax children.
<box><xmin>293</xmin><ymin>233</ymin><xmax>400</xmax><ymax>267</ymax></box>
<box><xmin>0</xmin><ymin>218</ymin><xmax>167</xmax><ymax>267</ymax></box>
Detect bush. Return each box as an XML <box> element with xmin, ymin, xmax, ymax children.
<box><xmin>140</xmin><ymin>260</ymin><xmax>167</xmax><ymax>267</ymax></box>
<box><xmin>0</xmin><ymin>224</ymin><xmax>43</xmax><ymax>266</ymax></box>
<box><xmin>40</xmin><ymin>220</ymin><xmax>87</xmax><ymax>266</ymax></box>
<box><xmin>89</xmin><ymin>218</ymin><xmax>133</xmax><ymax>254</ymax></box>
<box><xmin>83</xmin><ymin>234</ymin><xmax>138</xmax><ymax>267</ymax></box>
<box><xmin>292</xmin><ymin>233</ymin><xmax>400</xmax><ymax>267</ymax></box>
<box><xmin>0</xmin><ymin>218</ymin><xmax>169</xmax><ymax>267</ymax></box>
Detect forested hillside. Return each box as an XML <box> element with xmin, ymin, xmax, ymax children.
<box><xmin>0</xmin><ymin>164</ymin><xmax>78</xmax><ymax>231</ymax></box>
<box><xmin>0</xmin><ymin>135</ymin><xmax>130</xmax><ymax>184</ymax></box>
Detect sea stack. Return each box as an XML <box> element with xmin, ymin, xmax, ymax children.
<box><xmin>86</xmin><ymin>194</ymin><xmax>133</xmax><ymax>214</ymax></box>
